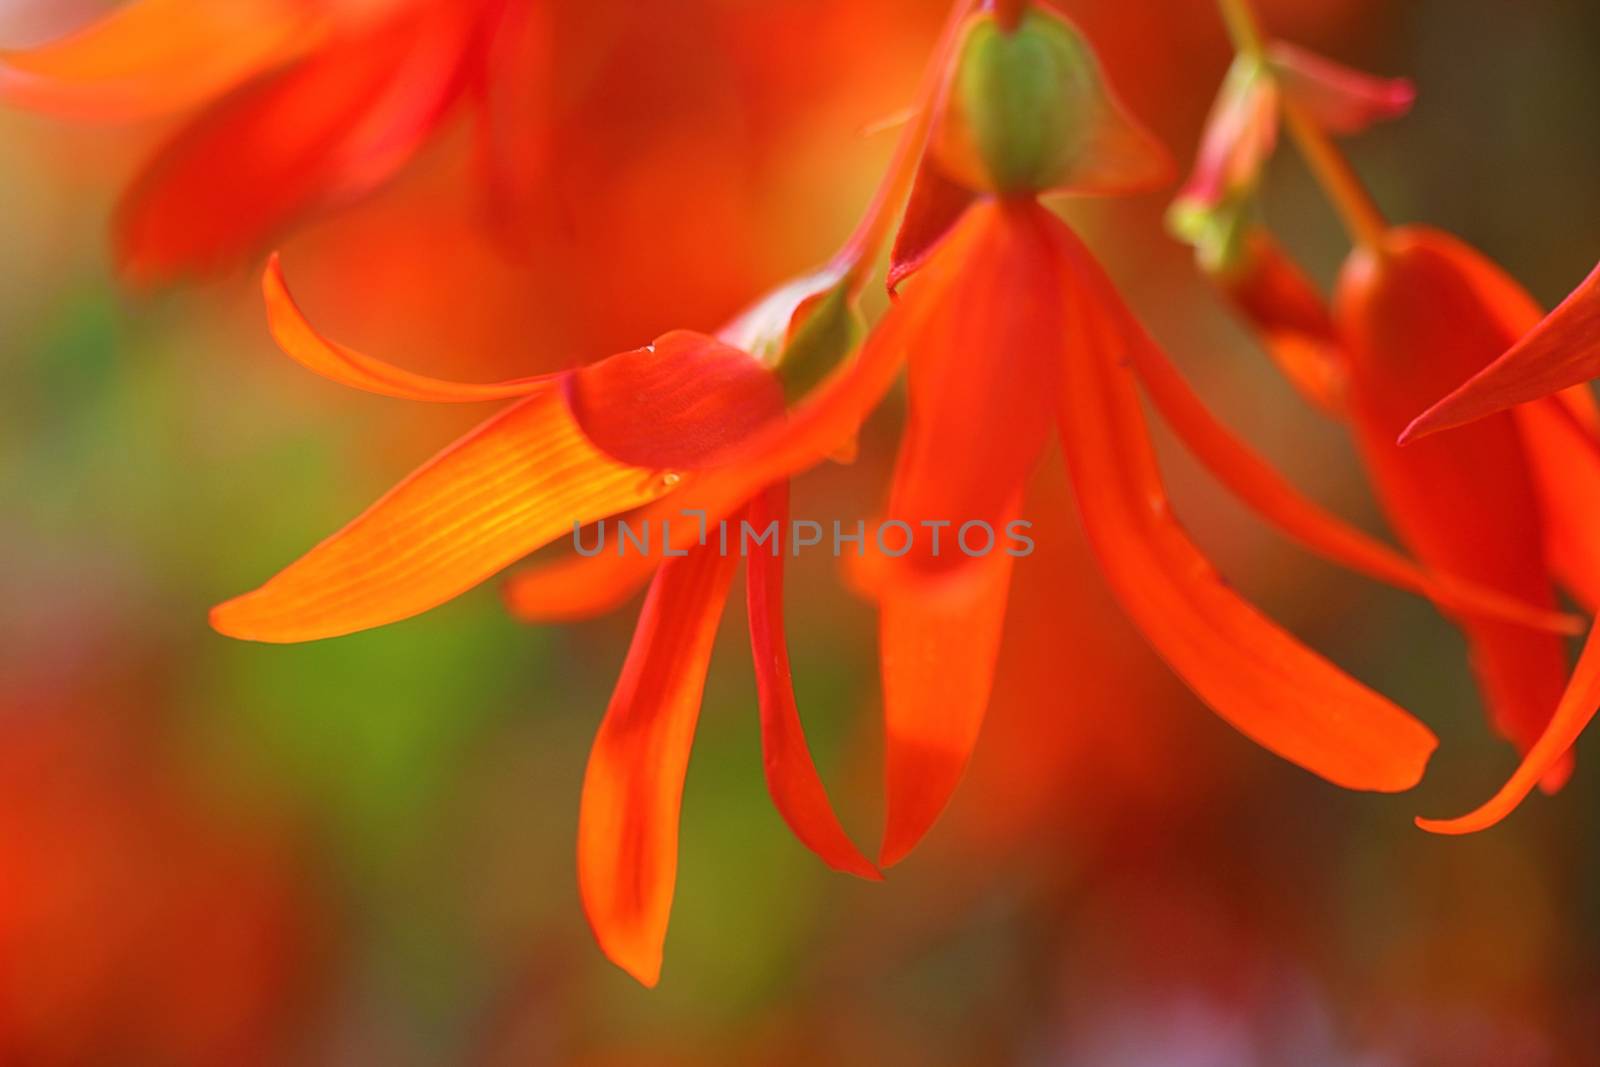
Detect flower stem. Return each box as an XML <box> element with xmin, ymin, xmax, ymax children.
<box><xmin>1215</xmin><ymin>0</ymin><xmax>1389</xmax><ymax>250</ymax></box>
<box><xmin>832</xmin><ymin>0</ymin><xmax>976</xmax><ymax>294</ymax></box>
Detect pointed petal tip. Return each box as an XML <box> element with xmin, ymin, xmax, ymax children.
<box><xmin>594</xmin><ymin>937</ymin><xmax>663</xmax><ymax>988</ymax></box>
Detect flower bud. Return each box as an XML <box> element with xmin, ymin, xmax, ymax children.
<box><xmin>930</xmin><ymin>6</ymin><xmax>1170</xmax><ymax>198</ymax></box>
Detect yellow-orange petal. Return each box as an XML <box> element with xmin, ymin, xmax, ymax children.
<box><xmin>212</xmin><ymin>389</ymin><xmax>671</xmax><ymax>643</ymax></box>
<box><xmin>264</xmin><ymin>254</ymin><xmax>559</xmax><ymax>401</ymax></box>
<box><xmin>1403</xmin><ymin>258</ymin><xmax>1600</xmax><ymax>442</ymax></box>
<box><xmin>1055</xmin><ymin>230</ymin><xmax>1436</xmax><ymax>792</ymax></box>
<box><xmin>1418</xmin><ymin>621</ymin><xmax>1600</xmax><ymax>835</ymax></box>
<box><xmin>0</xmin><ymin>0</ymin><xmax>315</xmax><ymax>121</ymax></box>
<box><xmin>745</xmin><ymin>484</ymin><xmax>879</xmax><ymax>880</ymax></box>
<box><xmin>578</xmin><ymin>539</ymin><xmax>740</xmax><ymax>987</ymax></box>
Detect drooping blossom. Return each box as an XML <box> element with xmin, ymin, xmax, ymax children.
<box><xmin>2</xmin><ymin>0</ymin><xmax>548</xmax><ymax>283</ymax></box>
<box><xmin>1170</xmin><ymin>1</ymin><xmax>1600</xmax><ymax>831</ymax></box>
<box><xmin>641</xmin><ymin>0</ymin><xmax>1574</xmax><ymax>869</ymax></box>
<box><xmin>208</xmin><ymin>1</ymin><xmax>989</xmax><ymax>986</ymax></box>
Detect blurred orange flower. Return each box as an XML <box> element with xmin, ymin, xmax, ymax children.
<box><xmin>2</xmin><ymin>0</ymin><xmax>545</xmax><ymax>282</ymax></box>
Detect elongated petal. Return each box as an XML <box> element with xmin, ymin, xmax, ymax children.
<box><xmin>872</xmin><ymin>201</ymin><xmax>1057</xmax><ymax>863</ymax></box>
<box><xmin>0</xmin><ymin>0</ymin><xmax>313</xmax><ymax>121</ymax></box>
<box><xmin>1078</xmin><ymin>234</ymin><xmax>1576</xmax><ymax>634</ymax></box>
<box><xmin>212</xmin><ymin>389</ymin><xmax>671</xmax><ymax>643</ymax></box>
<box><xmin>745</xmin><ymin>484</ymin><xmax>879</xmax><ymax>879</ymax></box>
<box><xmin>1055</xmin><ymin>228</ymin><xmax>1436</xmax><ymax>792</ymax></box>
<box><xmin>878</xmin><ymin>512</ymin><xmax>1019</xmax><ymax>867</ymax></box>
<box><xmin>886</xmin><ymin>201</ymin><xmax>1057</xmax><ymax>575</ymax></box>
<box><xmin>1418</xmin><ymin>621</ymin><xmax>1600</xmax><ymax>834</ymax></box>
<box><xmin>116</xmin><ymin>3</ymin><xmax>475</xmax><ymax>283</ymax></box>
<box><xmin>579</xmin><ymin>539</ymin><xmax>739</xmax><ymax>987</ymax></box>
<box><xmin>1267</xmin><ymin>41</ymin><xmax>1415</xmax><ymax>135</ymax></box>
<box><xmin>264</xmin><ymin>254</ymin><xmax>558</xmax><ymax>401</ymax></box>
<box><xmin>1404</xmin><ymin>259</ymin><xmax>1600</xmax><ymax>441</ymax></box>
<box><xmin>472</xmin><ymin>0</ymin><xmax>553</xmax><ymax>246</ymax></box>
<box><xmin>1336</xmin><ymin>228</ymin><xmax>1571</xmax><ymax>769</ymax></box>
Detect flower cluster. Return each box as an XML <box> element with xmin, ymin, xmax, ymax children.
<box><xmin>18</xmin><ymin>0</ymin><xmax>1598</xmax><ymax>987</ymax></box>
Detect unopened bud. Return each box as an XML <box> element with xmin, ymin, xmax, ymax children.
<box><xmin>930</xmin><ymin>6</ymin><xmax>1171</xmax><ymax>198</ymax></box>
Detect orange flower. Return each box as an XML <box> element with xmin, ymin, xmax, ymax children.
<box><xmin>2</xmin><ymin>0</ymin><xmax>544</xmax><ymax>282</ymax></box>
<box><xmin>1173</xmin><ymin>2</ymin><xmax>1600</xmax><ymax>833</ymax></box>
<box><xmin>705</xmin><ymin>3</ymin><xmax>1580</xmax><ymax>868</ymax></box>
<box><xmin>214</xmin><ymin>258</ymin><xmax>882</xmax><ymax>986</ymax></box>
<box><xmin>210</xmin><ymin>1</ymin><xmax>986</xmax><ymax>986</ymax></box>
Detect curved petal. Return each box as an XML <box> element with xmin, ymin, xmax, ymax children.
<box><xmin>264</xmin><ymin>253</ymin><xmax>559</xmax><ymax>401</ymax></box>
<box><xmin>579</xmin><ymin>538</ymin><xmax>739</xmax><ymax>987</ymax></box>
<box><xmin>1404</xmin><ymin>259</ymin><xmax>1600</xmax><ymax>441</ymax></box>
<box><xmin>212</xmin><ymin>389</ymin><xmax>671</xmax><ymax>643</ymax></box>
<box><xmin>1336</xmin><ymin>229</ymin><xmax>1573</xmax><ymax>778</ymax></box>
<box><xmin>565</xmin><ymin>330</ymin><xmax>785</xmax><ymax>471</ymax></box>
<box><xmin>0</xmin><ymin>0</ymin><xmax>314</xmax><ymax>121</ymax></box>
<box><xmin>1418</xmin><ymin>621</ymin><xmax>1600</xmax><ymax>834</ymax></box>
<box><xmin>116</xmin><ymin>2</ymin><xmax>476</xmax><ymax>283</ymax></box>
<box><xmin>745</xmin><ymin>484</ymin><xmax>879</xmax><ymax>879</ymax></box>
<box><xmin>1079</xmin><ymin>233</ymin><xmax>1578</xmax><ymax>635</ymax></box>
<box><xmin>1267</xmin><ymin>41</ymin><xmax>1415</xmax><ymax>136</ymax></box>
<box><xmin>1056</xmin><ymin>228</ymin><xmax>1437</xmax><ymax>793</ymax></box>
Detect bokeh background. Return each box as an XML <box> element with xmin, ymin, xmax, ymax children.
<box><xmin>2</xmin><ymin>0</ymin><xmax>1599</xmax><ymax>1063</ymax></box>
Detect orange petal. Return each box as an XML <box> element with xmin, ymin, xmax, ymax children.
<box><xmin>0</xmin><ymin>0</ymin><xmax>314</xmax><ymax>121</ymax></box>
<box><xmin>264</xmin><ymin>253</ymin><xmax>559</xmax><ymax>401</ymax></box>
<box><xmin>502</xmin><ymin>547</ymin><xmax>660</xmax><ymax>623</ymax></box>
<box><xmin>1418</xmin><ymin>620</ymin><xmax>1600</xmax><ymax>834</ymax></box>
<box><xmin>1078</xmin><ymin>233</ymin><xmax>1576</xmax><ymax>635</ymax></box>
<box><xmin>471</xmin><ymin>0</ymin><xmax>554</xmax><ymax>247</ymax></box>
<box><xmin>116</xmin><ymin>3</ymin><xmax>475</xmax><ymax>283</ymax></box>
<box><xmin>1336</xmin><ymin>228</ymin><xmax>1571</xmax><ymax>768</ymax></box>
<box><xmin>1220</xmin><ymin>230</ymin><xmax>1348</xmax><ymax>416</ymax></box>
<box><xmin>886</xmin><ymin>201</ymin><xmax>1057</xmax><ymax>573</ymax></box>
<box><xmin>579</xmin><ymin>538</ymin><xmax>740</xmax><ymax>987</ymax></box>
<box><xmin>1404</xmin><ymin>258</ymin><xmax>1600</xmax><ymax>441</ymax></box>
<box><xmin>565</xmin><ymin>330</ymin><xmax>785</xmax><ymax>471</ymax></box>
<box><xmin>878</xmin><ymin>510</ymin><xmax>1019</xmax><ymax>867</ymax></box>
<box><xmin>1266</xmin><ymin>41</ymin><xmax>1415</xmax><ymax>136</ymax></box>
<box><xmin>744</xmin><ymin>484</ymin><xmax>879</xmax><ymax>879</ymax></box>
<box><xmin>212</xmin><ymin>389</ymin><xmax>670</xmax><ymax>643</ymax></box>
<box><xmin>1055</xmin><ymin>227</ymin><xmax>1436</xmax><ymax>793</ymax></box>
